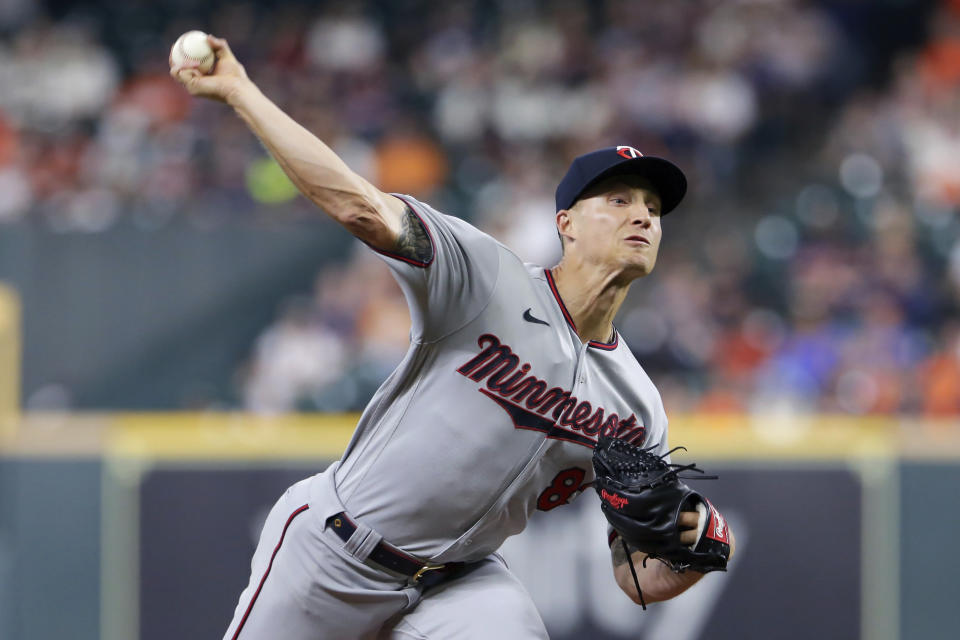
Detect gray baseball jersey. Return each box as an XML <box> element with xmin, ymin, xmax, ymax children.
<box><xmin>334</xmin><ymin>194</ymin><xmax>670</xmax><ymax>563</ymax></box>
<box><xmin>224</xmin><ymin>195</ymin><xmax>672</xmax><ymax>639</ymax></box>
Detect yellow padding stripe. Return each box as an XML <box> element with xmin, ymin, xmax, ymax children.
<box><xmin>0</xmin><ymin>282</ymin><xmax>21</xmax><ymax>438</ymax></box>
<box><xmin>109</xmin><ymin>413</ymin><xmax>357</xmax><ymax>460</ymax></box>
<box><xmin>2</xmin><ymin>412</ymin><xmax>959</xmax><ymax>461</ymax></box>
<box><xmin>666</xmin><ymin>414</ymin><xmax>899</xmax><ymax>460</ymax></box>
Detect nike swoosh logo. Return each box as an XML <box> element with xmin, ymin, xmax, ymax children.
<box><xmin>523</xmin><ymin>308</ymin><xmax>550</xmax><ymax>326</ymax></box>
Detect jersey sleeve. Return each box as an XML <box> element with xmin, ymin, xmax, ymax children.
<box><xmin>651</xmin><ymin>417</ymin><xmax>671</xmax><ymax>461</ymax></box>
<box><xmin>368</xmin><ymin>194</ymin><xmax>501</xmax><ymax>342</ymax></box>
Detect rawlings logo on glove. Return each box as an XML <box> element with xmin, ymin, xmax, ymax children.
<box><xmin>600</xmin><ymin>489</ymin><xmax>629</xmax><ymax>510</ymax></box>
<box><xmin>592</xmin><ymin>435</ymin><xmax>730</xmax><ymax>575</ymax></box>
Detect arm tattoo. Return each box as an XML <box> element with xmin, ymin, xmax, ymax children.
<box><xmin>393</xmin><ymin>205</ymin><xmax>433</xmax><ymax>263</ymax></box>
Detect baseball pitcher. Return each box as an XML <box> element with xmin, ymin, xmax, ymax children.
<box><xmin>171</xmin><ymin>34</ymin><xmax>735</xmax><ymax>640</ymax></box>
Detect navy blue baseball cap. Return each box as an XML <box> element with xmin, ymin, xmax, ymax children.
<box><xmin>555</xmin><ymin>146</ymin><xmax>687</xmax><ymax>214</ymax></box>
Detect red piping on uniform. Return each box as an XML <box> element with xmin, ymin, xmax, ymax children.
<box><xmin>545</xmin><ymin>268</ymin><xmax>578</xmax><ymax>331</ymax></box>
<box><xmin>588</xmin><ymin>332</ymin><xmax>619</xmax><ymax>350</ymax></box>
<box><xmin>545</xmin><ymin>269</ymin><xmax>618</xmax><ymax>350</ymax></box>
<box><xmin>231</xmin><ymin>504</ymin><xmax>310</xmax><ymax>639</ymax></box>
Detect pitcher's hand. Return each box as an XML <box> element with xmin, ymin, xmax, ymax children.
<box><xmin>170</xmin><ymin>35</ymin><xmax>252</xmax><ymax>104</ymax></box>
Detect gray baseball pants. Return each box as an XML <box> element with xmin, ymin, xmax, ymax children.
<box><xmin>222</xmin><ymin>472</ymin><xmax>548</xmax><ymax>640</ymax></box>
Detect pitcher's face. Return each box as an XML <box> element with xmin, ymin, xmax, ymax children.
<box><xmin>557</xmin><ymin>176</ymin><xmax>663</xmax><ymax>278</ymax></box>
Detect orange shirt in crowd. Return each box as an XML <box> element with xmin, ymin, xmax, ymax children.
<box><xmin>920</xmin><ymin>352</ymin><xmax>960</xmax><ymax>414</ymax></box>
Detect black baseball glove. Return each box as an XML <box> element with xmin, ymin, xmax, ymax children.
<box><xmin>593</xmin><ymin>435</ymin><xmax>730</xmax><ymax>605</ymax></box>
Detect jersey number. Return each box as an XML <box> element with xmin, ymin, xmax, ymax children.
<box><xmin>537</xmin><ymin>467</ymin><xmax>587</xmax><ymax>511</ymax></box>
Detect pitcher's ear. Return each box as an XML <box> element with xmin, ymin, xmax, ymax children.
<box><xmin>556</xmin><ymin>209</ymin><xmax>572</xmax><ymax>236</ymax></box>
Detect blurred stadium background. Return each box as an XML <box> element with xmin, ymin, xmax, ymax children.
<box><xmin>1</xmin><ymin>0</ymin><xmax>959</xmax><ymax>638</ymax></box>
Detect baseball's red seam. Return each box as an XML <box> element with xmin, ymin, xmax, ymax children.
<box><xmin>230</xmin><ymin>504</ymin><xmax>310</xmax><ymax>639</ymax></box>
<box><xmin>177</xmin><ymin>38</ymin><xmax>208</xmax><ymax>66</ymax></box>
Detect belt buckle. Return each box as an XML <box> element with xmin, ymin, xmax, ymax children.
<box><xmin>412</xmin><ymin>563</ymin><xmax>446</xmax><ymax>583</ymax></box>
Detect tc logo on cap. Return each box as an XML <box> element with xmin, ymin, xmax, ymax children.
<box><xmin>616</xmin><ymin>145</ymin><xmax>643</xmax><ymax>159</ymax></box>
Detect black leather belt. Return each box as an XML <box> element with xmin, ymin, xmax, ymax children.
<box><xmin>326</xmin><ymin>512</ymin><xmax>462</xmax><ymax>584</ymax></box>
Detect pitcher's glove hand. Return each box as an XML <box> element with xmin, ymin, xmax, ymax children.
<box><xmin>593</xmin><ymin>435</ymin><xmax>730</xmax><ymax>575</ymax></box>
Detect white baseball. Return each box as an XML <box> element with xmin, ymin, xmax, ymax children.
<box><xmin>170</xmin><ymin>30</ymin><xmax>215</xmax><ymax>74</ymax></box>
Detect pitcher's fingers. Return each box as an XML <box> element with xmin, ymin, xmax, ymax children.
<box><xmin>680</xmin><ymin>529</ymin><xmax>698</xmax><ymax>546</ymax></box>
<box><xmin>207</xmin><ymin>35</ymin><xmax>235</xmax><ymax>60</ymax></box>
<box><xmin>170</xmin><ymin>61</ymin><xmax>198</xmax><ymax>74</ymax></box>
<box><xmin>678</xmin><ymin>511</ymin><xmax>699</xmax><ymax>529</ymax></box>
<box><xmin>179</xmin><ymin>69</ymin><xmax>209</xmax><ymax>93</ymax></box>
<box><xmin>170</xmin><ymin>66</ymin><xmax>191</xmax><ymax>82</ymax></box>
<box><xmin>178</xmin><ymin>68</ymin><xmax>201</xmax><ymax>83</ymax></box>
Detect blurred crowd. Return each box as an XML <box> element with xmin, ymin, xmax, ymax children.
<box><xmin>1</xmin><ymin>0</ymin><xmax>959</xmax><ymax>415</ymax></box>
